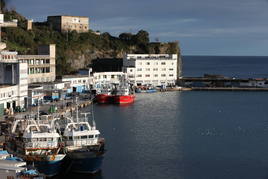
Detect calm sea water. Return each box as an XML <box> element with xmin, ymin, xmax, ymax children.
<box><xmin>63</xmin><ymin>56</ymin><xmax>268</xmax><ymax>179</ymax></box>
<box><xmin>182</xmin><ymin>56</ymin><xmax>268</xmax><ymax>78</ymax></box>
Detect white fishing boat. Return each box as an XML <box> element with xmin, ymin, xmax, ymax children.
<box><xmin>5</xmin><ymin>118</ymin><xmax>66</xmax><ymax>177</ymax></box>
<box><xmin>61</xmin><ymin>101</ymin><xmax>105</xmax><ymax>173</ymax></box>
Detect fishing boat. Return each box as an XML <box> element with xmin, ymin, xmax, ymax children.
<box><xmin>5</xmin><ymin>118</ymin><xmax>66</xmax><ymax>177</ymax></box>
<box><xmin>113</xmin><ymin>86</ymin><xmax>135</xmax><ymax>104</ymax></box>
<box><xmin>135</xmin><ymin>86</ymin><xmax>157</xmax><ymax>93</ymax></box>
<box><xmin>95</xmin><ymin>85</ymin><xmax>113</xmax><ymax>104</ymax></box>
<box><xmin>61</xmin><ymin>102</ymin><xmax>105</xmax><ymax>173</ymax></box>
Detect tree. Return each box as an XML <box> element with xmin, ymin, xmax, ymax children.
<box><xmin>134</xmin><ymin>30</ymin><xmax>149</xmax><ymax>45</ymax></box>
<box><xmin>119</xmin><ymin>33</ymin><xmax>133</xmax><ymax>41</ymax></box>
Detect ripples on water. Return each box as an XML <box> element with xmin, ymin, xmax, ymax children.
<box><xmin>62</xmin><ymin>91</ymin><xmax>268</xmax><ymax>179</ymax></box>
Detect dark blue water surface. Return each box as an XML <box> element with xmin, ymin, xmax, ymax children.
<box><xmin>64</xmin><ymin>56</ymin><xmax>268</xmax><ymax>179</ymax></box>
<box><xmin>182</xmin><ymin>56</ymin><xmax>268</xmax><ymax>78</ymax></box>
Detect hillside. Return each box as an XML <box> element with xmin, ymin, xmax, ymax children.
<box><xmin>2</xmin><ymin>9</ymin><xmax>181</xmax><ymax>76</ymax></box>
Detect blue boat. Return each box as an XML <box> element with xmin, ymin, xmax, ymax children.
<box><xmin>135</xmin><ymin>88</ymin><xmax>157</xmax><ymax>93</ymax></box>
<box><xmin>62</xmin><ymin>109</ymin><xmax>105</xmax><ymax>173</ymax></box>
<box><xmin>5</xmin><ymin>118</ymin><xmax>66</xmax><ymax>177</ymax></box>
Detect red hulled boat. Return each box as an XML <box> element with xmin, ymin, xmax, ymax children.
<box><xmin>95</xmin><ymin>88</ymin><xmax>113</xmax><ymax>104</ymax></box>
<box><xmin>113</xmin><ymin>86</ymin><xmax>135</xmax><ymax>104</ymax></box>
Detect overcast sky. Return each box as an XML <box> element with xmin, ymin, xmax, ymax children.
<box><xmin>7</xmin><ymin>0</ymin><xmax>268</xmax><ymax>56</ymax></box>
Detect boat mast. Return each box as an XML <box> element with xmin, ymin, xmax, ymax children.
<box><xmin>76</xmin><ymin>96</ymin><xmax>79</xmax><ymax>123</ymax></box>
<box><xmin>81</xmin><ymin>112</ymin><xmax>90</xmax><ymax>122</ymax></box>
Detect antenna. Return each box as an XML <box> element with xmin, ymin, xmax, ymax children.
<box><xmin>81</xmin><ymin>112</ymin><xmax>91</xmax><ymax>122</ymax></box>
<box><xmin>91</xmin><ymin>96</ymin><xmax>96</xmax><ymax>129</ymax></box>
<box><xmin>76</xmin><ymin>96</ymin><xmax>79</xmax><ymax>123</ymax></box>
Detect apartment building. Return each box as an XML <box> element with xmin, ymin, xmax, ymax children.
<box><xmin>47</xmin><ymin>15</ymin><xmax>89</xmax><ymax>33</ymax></box>
<box><xmin>18</xmin><ymin>44</ymin><xmax>56</xmax><ymax>83</ymax></box>
<box><xmin>0</xmin><ymin>51</ymin><xmax>28</xmax><ymax>111</ymax></box>
<box><xmin>123</xmin><ymin>54</ymin><xmax>178</xmax><ymax>86</ymax></box>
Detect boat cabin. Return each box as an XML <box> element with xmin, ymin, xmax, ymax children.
<box><xmin>63</xmin><ymin>122</ymin><xmax>100</xmax><ymax>147</ymax></box>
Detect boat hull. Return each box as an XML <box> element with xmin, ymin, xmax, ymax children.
<box><xmin>96</xmin><ymin>94</ymin><xmax>113</xmax><ymax>104</ymax></box>
<box><xmin>32</xmin><ymin>154</ymin><xmax>65</xmax><ymax>177</ymax></box>
<box><xmin>67</xmin><ymin>151</ymin><xmax>104</xmax><ymax>173</ymax></box>
<box><xmin>113</xmin><ymin>95</ymin><xmax>135</xmax><ymax>104</ymax></box>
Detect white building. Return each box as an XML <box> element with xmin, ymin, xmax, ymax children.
<box><xmin>93</xmin><ymin>72</ymin><xmax>125</xmax><ymax>86</ymax></box>
<box><xmin>0</xmin><ymin>51</ymin><xmax>28</xmax><ymax>111</ymax></box>
<box><xmin>123</xmin><ymin>54</ymin><xmax>178</xmax><ymax>86</ymax></box>
<box><xmin>61</xmin><ymin>75</ymin><xmax>92</xmax><ymax>93</ymax></box>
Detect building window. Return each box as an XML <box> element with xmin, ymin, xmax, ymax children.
<box><xmin>161</xmin><ymin>74</ymin><xmax>166</xmax><ymax>77</ymax></box>
<box><xmin>169</xmin><ymin>74</ymin><xmax>174</xmax><ymax>77</ymax></box>
<box><xmin>137</xmin><ymin>68</ymin><xmax>142</xmax><ymax>71</ymax></box>
<box><xmin>130</xmin><ymin>69</ymin><xmax>133</xmax><ymax>72</ymax></box>
<box><xmin>153</xmin><ymin>68</ymin><xmax>158</xmax><ymax>71</ymax></box>
<box><xmin>161</xmin><ymin>62</ymin><xmax>166</xmax><ymax>65</ymax></box>
<box><xmin>137</xmin><ymin>74</ymin><xmax>142</xmax><ymax>77</ymax></box>
<box><xmin>146</xmin><ymin>68</ymin><xmax>150</xmax><ymax>71</ymax></box>
<box><xmin>146</xmin><ymin>62</ymin><xmax>150</xmax><ymax>65</ymax></box>
<box><xmin>169</xmin><ymin>68</ymin><xmax>174</xmax><ymax>71</ymax></box>
<box><xmin>162</xmin><ymin>68</ymin><xmax>166</xmax><ymax>71</ymax></box>
<box><xmin>154</xmin><ymin>62</ymin><xmax>158</xmax><ymax>65</ymax></box>
<box><xmin>145</xmin><ymin>74</ymin><xmax>150</xmax><ymax>77</ymax></box>
<box><xmin>154</xmin><ymin>74</ymin><xmax>158</xmax><ymax>77</ymax></box>
<box><xmin>111</xmin><ymin>75</ymin><xmax>115</xmax><ymax>78</ymax></box>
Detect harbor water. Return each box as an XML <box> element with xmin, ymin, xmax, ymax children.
<box><xmin>62</xmin><ymin>56</ymin><xmax>268</xmax><ymax>179</ymax></box>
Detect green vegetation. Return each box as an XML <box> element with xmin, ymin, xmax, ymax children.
<box><xmin>2</xmin><ymin>9</ymin><xmax>180</xmax><ymax>75</ymax></box>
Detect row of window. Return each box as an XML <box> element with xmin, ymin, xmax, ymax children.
<box><xmin>20</xmin><ymin>59</ymin><xmax>50</xmax><ymax>65</ymax></box>
<box><xmin>28</xmin><ymin>67</ymin><xmax>50</xmax><ymax>74</ymax></box>
<box><xmin>0</xmin><ymin>91</ymin><xmax>14</xmax><ymax>99</ymax></box>
<box><xmin>63</xmin><ymin>24</ymin><xmax>88</xmax><ymax>30</ymax></box>
<box><xmin>136</xmin><ymin>68</ymin><xmax>174</xmax><ymax>71</ymax></box>
<box><xmin>66</xmin><ymin>134</ymin><xmax>99</xmax><ymax>140</ymax></box>
<box><xmin>29</xmin><ymin>77</ymin><xmax>53</xmax><ymax>83</ymax></box>
<box><xmin>71</xmin><ymin>79</ymin><xmax>88</xmax><ymax>84</ymax></box>
<box><xmin>135</xmin><ymin>74</ymin><xmax>174</xmax><ymax>77</ymax></box>
<box><xmin>24</xmin><ymin>138</ymin><xmax>56</xmax><ymax>142</ymax></box>
<box><xmin>1</xmin><ymin>55</ymin><xmax>16</xmax><ymax>60</ymax></box>
<box><xmin>132</xmin><ymin>56</ymin><xmax>173</xmax><ymax>60</ymax></box>
<box><xmin>138</xmin><ymin>62</ymin><xmax>175</xmax><ymax>65</ymax></box>
<box><xmin>95</xmin><ymin>75</ymin><xmax>122</xmax><ymax>79</ymax></box>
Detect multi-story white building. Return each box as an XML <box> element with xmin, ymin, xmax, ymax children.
<box><xmin>18</xmin><ymin>44</ymin><xmax>56</xmax><ymax>83</ymax></box>
<box><xmin>0</xmin><ymin>51</ymin><xmax>28</xmax><ymax>110</ymax></box>
<box><xmin>123</xmin><ymin>54</ymin><xmax>178</xmax><ymax>86</ymax></box>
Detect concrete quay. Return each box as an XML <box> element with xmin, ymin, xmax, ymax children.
<box><xmin>163</xmin><ymin>87</ymin><xmax>268</xmax><ymax>92</ymax></box>
<box><xmin>6</xmin><ymin>95</ymin><xmax>93</xmax><ymax>120</ymax></box>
